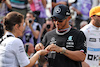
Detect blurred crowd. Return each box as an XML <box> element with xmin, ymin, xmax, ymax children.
<box><xmin>1</xmin><ymin>0</ymin><xmax>100</xmax><ymax>67</ymax></box>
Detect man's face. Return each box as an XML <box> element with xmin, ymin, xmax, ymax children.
<box><xmin>53</xmin><ymin>17</ymin><xmax>68</xmax><ymax>30</ymax></box>
<box><xmin>26</xmin><ymin>13</ymin><xmax>35</xmax><ymax>22</ymax></box>
<box><xmin>93</xmin><ymin>15</ymin><xmax>100</xmax><ymax>27</ymax></box>
<box><xmin>28</xmin><ymin>44</ymin><xmax>34</xmax><ymax>53</ymax></box>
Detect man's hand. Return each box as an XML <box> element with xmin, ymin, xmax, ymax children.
<box><xmin>25</xmin><ymin>18</ymin><xmax>30</xmax><ymax>26</ymax></box>
<box><xmin>35</xmin><ymin>43</ymin><xmax>45</xmax><ymax>51</ymax></box>
<box><xmin>25</xmin><ymin>18</ymin><xmax>33</xmax><ymax>27</ymax></box>
<box><xmin>45</xmin><ymin>44</ymin><xmax>62</xmax><ymax>53</ymax></box>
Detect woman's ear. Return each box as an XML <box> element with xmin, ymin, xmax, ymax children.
<box><xmin>14</xmin><ymin>24</ymin><xmax>19</xmax><ymax>30</ymax></box>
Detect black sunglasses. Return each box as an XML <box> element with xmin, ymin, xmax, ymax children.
<box><xmin>92</xmin><ymin>15</ymin><xmax>100</xmax><ymax>17</ymax></box>
<box><xmin>52</xmin><ymin>17</ymin><xmax>68</xmax><ymax>22</ymax></box>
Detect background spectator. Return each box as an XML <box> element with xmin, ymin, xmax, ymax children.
<box><xmin>10</xmin><ymin>0</ymin><xmax>28</xmax><ymax>18</ymax></box>
<box><xmin>80</xmin><ymin>21</ymin><xmax>88</xmax><ymax>29</ymax></box>
<box><xmin>28</xmin><ymin>0</ymin><xmax>47</xmax><ymax>26</ymax></box>
<box><xmin>71</xmin><ymin>0</ymin><xmax>92</xmax><ymax>30</ymax></box>
<box><xmin>0</xmin><ymin>0</ymin><xmax>12</xmax><ymax>23</ymax></box>
<box><xmin>24</xmin><ymin>43</ymin><xmax>39</xmax><ymax>67</ymax></box>
<box><xmin>40</xmin><ymin>18</ymin><xmax>55</xmax><ymax>40</ymax></box>
<box><xmin>92</xmin><ymin>0</ymin><xmax>99</xmax><ymax>7</ymax></box>
<box><xmin>45</xmin><ymin>0</ymin><xmax>52</xmax><ymax>18</ymax></box>
<box><xmin>22</xmin><ymin>11</ymin><xmax>41</xmax><ymax>47</ymax></box>
<box><xmin>52</xmin><ymin>0</ymin><xmax>68</xmax><ymax>8</ymax></box>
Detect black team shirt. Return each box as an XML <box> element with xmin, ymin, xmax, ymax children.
<box><xmin>41</xmin><ymin>28</ymin><xmax>86</xmax><ymax>67</ymax></box>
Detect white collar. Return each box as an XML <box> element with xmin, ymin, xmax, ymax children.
<box><xmin>56</xmin><ymin>26</ymin><xmax>71</xmax><ymax>35</ymax></box>
<box><xmin>3</xmin><ymin>31</ymin><xmax>15</xmax><ymax>39</ymax></box>
<box><xmin>90</xmin><ymin>23</ymin><xmax>100</xmax><ymax>30</ymax></box>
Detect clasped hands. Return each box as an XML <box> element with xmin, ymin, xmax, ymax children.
<box><xmin>35</xmin><ymin>43</ymin><xmax>63</xmax><ymax>55</ymax></box>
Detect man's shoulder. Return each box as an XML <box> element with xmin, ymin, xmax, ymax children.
<box><xmin>70</xmin><ymin>28</ymin><xmax>81</xmax><ymax>33</ymax></box>
<box><xmin>69</xmin><ymin>28</ymin><xmax>86</xmax><ymax>38</ymax></box>
<box><xmin>80</xmin><ymin>23</ymin><xmax>92</xmax><ymax>36</ymax></box>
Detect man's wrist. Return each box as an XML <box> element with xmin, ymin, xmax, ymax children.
<box><xmin>60</xmin><ymin>47</ymin><xmax>67</xmax><ymax>54</ymax></box>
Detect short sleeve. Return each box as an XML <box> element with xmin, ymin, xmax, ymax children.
<box><xmin>75</xmin><ymin>31</ymin><xmax>87</xmax><ymax>54</ymax></box>
<box><xmin>11</xmin><ymin>38</ymin><xmax>30</xmax><ymax>67</ymax></box>
<box><xmin>80</xmin><ymin>27</ymin><xmax>88</xmax><ymax>38</ymax></box>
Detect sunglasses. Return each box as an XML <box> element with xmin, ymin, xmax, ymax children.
<box><xmin>52</xmin><ymin>17</ymin><xmax>68</xmax><ymax>23</ymax></box>
<box><xmin>93</xmin><ymin>15</ymin><xmax>100</xmax><ymax>17</ymax></box>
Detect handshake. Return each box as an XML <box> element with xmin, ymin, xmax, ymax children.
<box><xmin>35</xmin><ymin>43</ymin><xmax>63</xmax><ymax>55</ymax></box>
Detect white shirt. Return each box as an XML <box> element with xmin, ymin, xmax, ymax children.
<box><xmin>81</xmin><ymin>23</ymin><xmax>100</xmax><ymax>67</ymax></box>
<box><xmin>0</xmin><ymin>32</ymin><xmax>30</xmax><ymax>67</ymax></box>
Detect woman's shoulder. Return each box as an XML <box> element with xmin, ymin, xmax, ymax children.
<box><xmin>6</xmin><ymin>37</ymin><xmax>23</xmax><ymax>44</ymax></box>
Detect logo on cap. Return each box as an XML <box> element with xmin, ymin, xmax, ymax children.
<box><xmin>55</xmin><ymin>7</ymin><xmax>61</xmax><ymax>13</ymax></box>
<box><xmin>66</xmin><ymin>12</ymin><xmax>70</xmax><ymax>15</ymax></box>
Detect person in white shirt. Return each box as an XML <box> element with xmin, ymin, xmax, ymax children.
<box><xmin>81</xmin><ymin>6</ymin><xmax>100</xmax><ymax>67</ymax></box>
<box><xmin>0</xmin><ymin>11</ymin><xmax>49</xmax><ymax>67</ymax></box>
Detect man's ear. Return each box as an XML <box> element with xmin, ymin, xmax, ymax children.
<box><xmin>68</xmin><ymin>16</ymin><xmax>71</xmax><ymax>19</ymax></box>
<box><xmin>66</xmin><ymin>16</ymin><xmax>71</xmax><ymax>21</ymax></box>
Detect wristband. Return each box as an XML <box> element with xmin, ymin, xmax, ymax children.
<box><xmin>60</xmin><ymin>47</ymin><xmax>67</xmax><ymax>54</ymax></box>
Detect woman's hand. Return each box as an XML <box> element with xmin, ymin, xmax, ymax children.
<box><xmin>35</xmin><ymin>43</ymin><xmax>45</xmax><ymax>51</ymax></box>
<box><xmin>37</xmin><ymin>50</ymin><xmax>49</xmax><ymax>56</ymax></box>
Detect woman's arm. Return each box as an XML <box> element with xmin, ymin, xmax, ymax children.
<box><xmin>25</xmin><ymin>50</ymin><xmax>48</xmax><ymax>67</ymax></box>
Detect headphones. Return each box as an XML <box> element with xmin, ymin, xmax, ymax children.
<box><xmin>25</xmin><ymin>45</ymin><xmax>29</xmax><ymax>53</ymax></box>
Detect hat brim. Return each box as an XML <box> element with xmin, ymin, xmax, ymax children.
<box><xmin>95</xmin><ymin>12</ymin><xmax>100</xmax><ymax>16</ymax></box>
<box><xmin>51</xmin><ymin>13</ymin><xmax>65</xmax><ymax>20</ymax></box>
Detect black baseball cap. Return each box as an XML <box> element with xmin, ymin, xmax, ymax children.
<box><xmin>52</xmin><ymin>4</ymin><xmax>70</xmax><ymax>20</ymax></box>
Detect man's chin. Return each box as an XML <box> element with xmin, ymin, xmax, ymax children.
<box><xmin>57</xmin><ymin>28</ymin><xmax>62</xmax><ymax>30</ymax></box>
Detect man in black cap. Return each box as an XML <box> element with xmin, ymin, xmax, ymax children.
<box><xmin>35</xmin><ymin>4</ymin><xmax>86</xmax><ymax>67</ymax></box>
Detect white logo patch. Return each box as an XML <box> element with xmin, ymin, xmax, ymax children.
<box><xmin>66</xmin><ymin>12</ymin><xmax>70</xmax><ymax>15</ymax></box>
<box><xmin>55</xmin><ymin>7</ymin><xmax>61</xmax><ymax>13</ymax></box>
<box><xmin>50</xmin><ymin>37</ymin><xmax>56</xmax><ymax>44</ymax></box>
